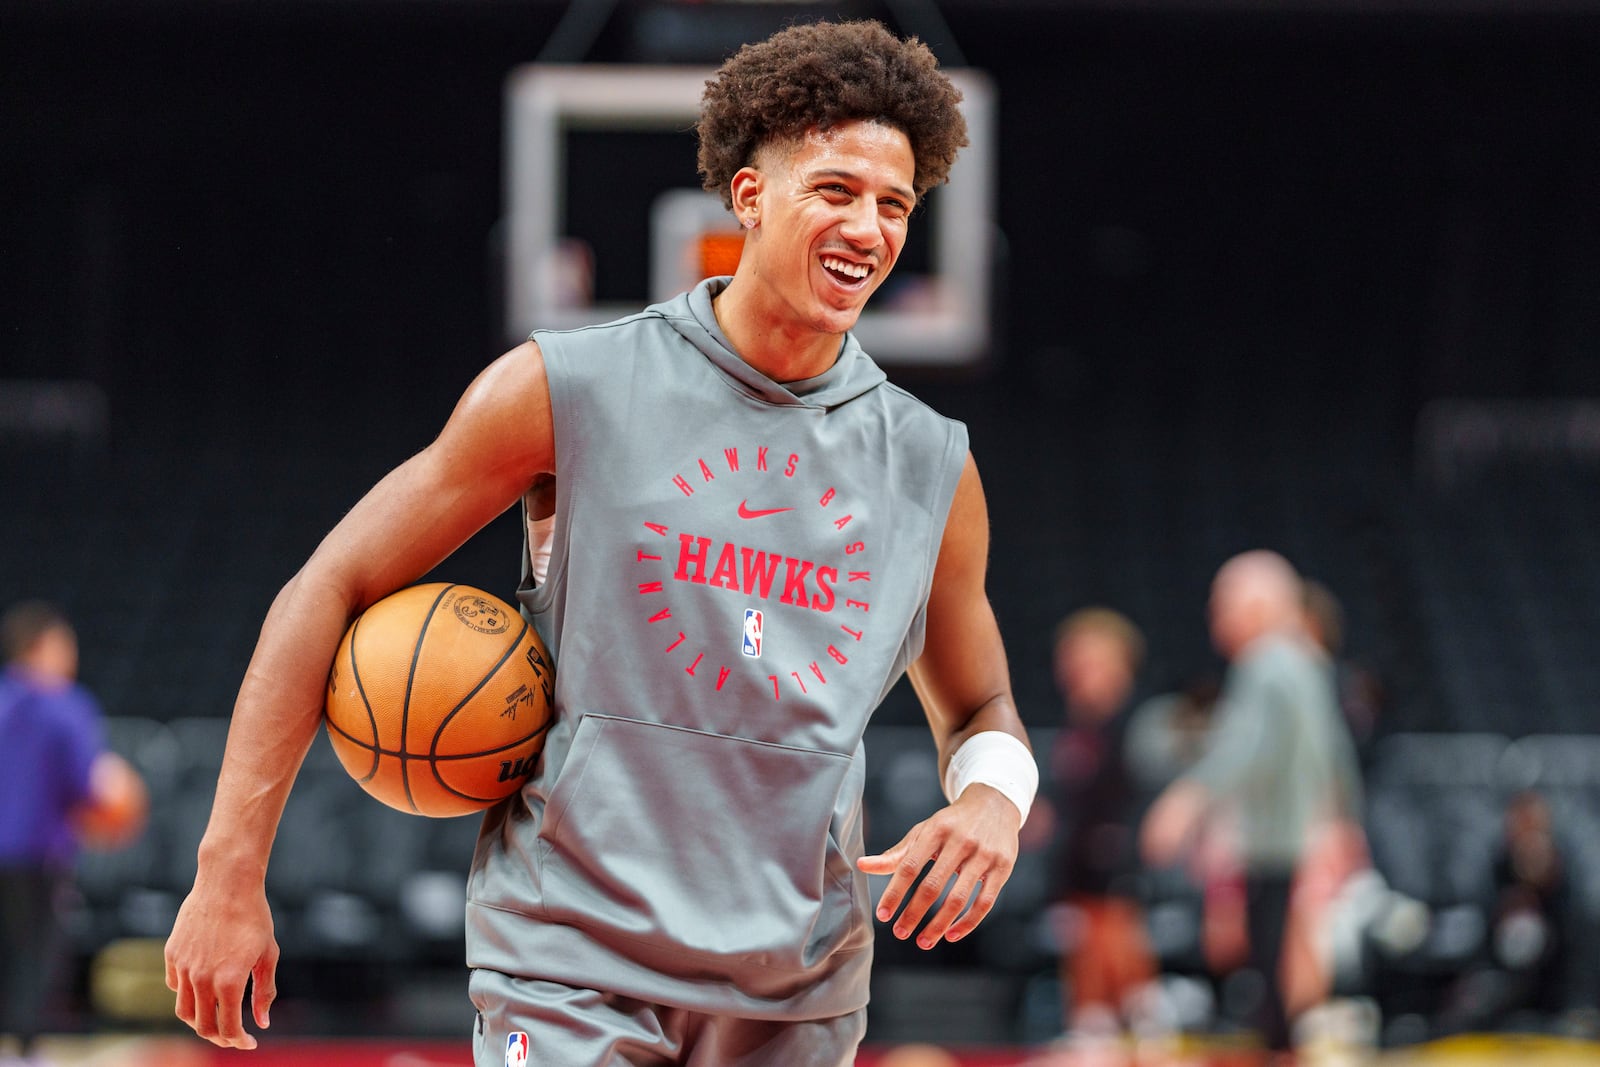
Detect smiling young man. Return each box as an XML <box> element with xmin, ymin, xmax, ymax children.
<box><xmin>164</xmin><ymin>20</ymin><xmax>1034</xmax><ymax>1066</ymax></box>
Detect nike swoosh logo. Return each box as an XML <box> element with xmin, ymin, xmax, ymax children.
<box><xmin>738</xmin><ymin>500</ymin><xmax>795</xmax><ymax>520</ymax></box>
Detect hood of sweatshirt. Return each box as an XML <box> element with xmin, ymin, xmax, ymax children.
<box><xmin>648</xmin><ymin>276</ymin><xmax>888</xmax><ymax>411</ymax></box>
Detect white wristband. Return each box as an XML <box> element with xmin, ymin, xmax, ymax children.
<box><xmin>942</xmin><ymin>731</ymin><xmax>1038</xmax><ymax>823</ymax></box>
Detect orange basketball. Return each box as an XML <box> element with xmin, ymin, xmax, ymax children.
<box><xmin>323</xmin><ymin>583</ymin><xmax>554</xmax><ymax>817</ymax></box>
<box><xmin>74</xmin><ymin>753</ymin><xmax>149</xmax><ymax>850</ymax></box>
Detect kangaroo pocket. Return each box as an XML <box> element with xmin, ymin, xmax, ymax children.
<box><xmin>535</xmin><ymin>713</ymin><xmax>867</xmax><ymax>976</ymax></box>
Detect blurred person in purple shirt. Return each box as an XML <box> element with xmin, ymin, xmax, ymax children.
<box><xmin>1</xmin><ymin>602</ymin><xmax>145</xmax><ymax>1065</ymax></box>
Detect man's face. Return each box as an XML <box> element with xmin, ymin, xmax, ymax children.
<box><xmin>1055</xmin><ymin>629</ymin><xmax>1133</xmax><ymax>721</ymax></box>
<box><xmin>1208</xmin><ymin>580</ymin><xmax>1246</xmax><ymax>660</ymax></box>
<box><xmin>27</xmin><ymin>624</ymin><xmax>79</xmax><ymax>687</ymax></box>
<box><xmin>744</xmin><ymin>119</ymin><xmax>915</xmax><ymax>336</ymax></box>
<box><xmin>1209</xmin><ymin>576</ymin><xmax>1274</xmax><ymax>661</ymax></box>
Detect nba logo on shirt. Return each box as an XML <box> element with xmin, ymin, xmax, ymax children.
<box><xmin>742</xmin><ymin>608</ymin><xmax>763</xmax><ymax>658</ymax></box>
<box><xmin>505</xmin><ymin>1032</ymin><xmax>529</xmax><ymax>1067</ymax></box>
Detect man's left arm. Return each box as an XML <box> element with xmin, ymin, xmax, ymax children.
<box><xmin>857</xmin><ymin>452</ymin><xmax>1033</xmax><ymax>949</ymax></box>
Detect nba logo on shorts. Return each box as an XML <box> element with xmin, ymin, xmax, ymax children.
<box><xmin>504</xmin><ymin>1031</ymin><xmax>529</xmax><ymax>1067</ymax></box>
<box><xmin>742</xmin><ymin>608</ymin><xmax>763</xmax><ymax>658</ymax></box>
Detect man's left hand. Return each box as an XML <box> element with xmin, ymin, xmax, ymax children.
<box><xmin>856</xmin><ymin>784</ymin><xmax>1020</xmax><ymax>949</ymax></box>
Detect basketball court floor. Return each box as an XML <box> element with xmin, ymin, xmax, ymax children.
<box><xmin>12</xmin><ymin>1033</ymin><xmax>1600</xmax><ymax>1067</ymax></box>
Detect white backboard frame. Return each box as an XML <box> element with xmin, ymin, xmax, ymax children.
<box><xmin>503</xmin><ymin>63</ymin><xmax>997</xmax><ymax>367</ymax></box>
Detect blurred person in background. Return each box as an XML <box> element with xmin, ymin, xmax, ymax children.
<box><xmin>1438</xmin><ymin>789</ymin><xmax>1596</xmax><ymax>1037</ymax></box>
<box><xmin>1280</xmin><ymin>578</ymin><xmax>1374</xmax><ymax>1020</ymax></box>
<box><xmin>1041</xmin><ymin>609</ymin><xmax>1158</xmax><ymax>1044</ymax></box>
<box><xmin>1141</xmin><ymin>552</ymin><xmax>1363</xmax><ymax>1059</ymax></box>
<box><xmin>1490</xmin><ymin>790</ymin><xmax>1575</xmax><ymax>1025</ymax></box>
<box><xmin>0</xmin><ymin>602</ymin><xmax>146</xmax><ymax>1067</ymax></box>
<box><xmin>1299</xmin><ymin>579</ymin><xmax>1384</xmax><ymax>771</ymax></box>
<box><xmin>1120</xmin><ymin>674</ymin><xmax>1250</xmax><ymax>985</ymax></box>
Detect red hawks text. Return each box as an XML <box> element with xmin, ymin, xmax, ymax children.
<box><xmin>672</xmin><ymin>533</ymin><xmax>838</xmax><ymax>612</ymax></box>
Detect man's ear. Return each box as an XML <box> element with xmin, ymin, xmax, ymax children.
<box><xmin>730</xmin><ymin>166</ymin><xmax>762</xmax><ymax>223</ymax></box>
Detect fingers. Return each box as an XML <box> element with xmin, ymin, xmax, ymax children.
<box><xmin>918</xmin><ymin>864</ymin><xmax>989</xmax><ymax>946</ymax></box>
<box><xmin>892</xmin><ymin>844</ymin><xmax>963</xmax><ymax>948</ymax></box>
<box><xmin>252</xmin><ymin>950</ymin><xmax>279</xmax><ymax>1030</ymax></box>
<box><xmin>900</xmin><ymin>847</ymin><xmax>1012</xmax><ymax>948</ymax></box>
<box><xmin>209</xmin><ymin>972</ymin><xmax>257</xmax><ymax>1051</ymax></box>
<box><xmin>870</xmin><ymin>783</ymin><xmax>1025</xmax><ymax>946</ymax></box>
<box><xmin>172</xmin><ymin>968</ymin><xmax>256</xmax><ymax>1049</ymax></box>
<box><xmin>165</xmin><ymin>884</ymin><xmax>280</xmax><ymax>1050</ymax></box>
<box><xmin>166</xmin><ymin>944</ymin><xmax>269</xmax><ymax>1049</ymax></box>
<box><xmin>854</xmin><ymin>846</ymin><xmax>902</xmax><ymax>875</ymax></box>
<box><xmin>859</xmin><ymin>827</ymin><xmax>925</xmax><ymax>928</ymax></box>
<box><xmin>864</xmin><ymin>831</ymin><xmax>1011</xmax><ymax>947</ymax></box>
<box><xmin>172</xmin><ymin>967</ymin><xmax>195</xmax><ymax>1030</ymax></box>
<box><xmin>941</xmin><ymin>869</ymin><xmax>1004</xmax><ymax>943</ymax></box>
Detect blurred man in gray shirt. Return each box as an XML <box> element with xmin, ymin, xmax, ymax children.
<box><xmin>1143</xmin><ymin>550</ymin><xmax>1363</xmax><ymax>1057</ymax></box>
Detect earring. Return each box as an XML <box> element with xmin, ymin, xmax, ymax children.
<box><xmin>742</xmin><ymin>215</ymin><xmax>757</xmax><ymax>229</ymax></box>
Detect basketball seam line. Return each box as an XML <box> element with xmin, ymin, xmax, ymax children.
<box><xmin>403</xmin><ymin>584</ymin><xmax>458</xmax><ymax>815</ymax></box>
<box><xmin>322</xmin><ymin>719</ymin><xmax>553</xmax><ymax>762</ymax></box>
<box><xmin>428</xmin><ymin>615</ymin><xmax>541</xmax><ymax>803</ymax></box>
<box><xmin>347</xmin><ymin>614</ymin><xmax>382</xmax><ymax>785</ymax></box>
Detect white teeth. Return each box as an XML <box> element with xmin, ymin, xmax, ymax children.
<box><xmin>821</xmin><ymin>256</ymin><xmax>871</xmax><ymax>279</ymax></box>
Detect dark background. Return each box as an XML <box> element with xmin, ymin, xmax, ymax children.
<box><xmin>5</xmin><ymin>0</ymin><xmax>1598</xmax><ymax>728</ymax></box>
<box><xmin>4</xmin><ymin>0</ymin><xmax>1600</xmax><ymax>1049</ymax></box>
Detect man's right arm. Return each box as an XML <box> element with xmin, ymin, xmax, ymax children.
<box><xmin>164</xmin><ymin>341</ymin><xmax>555</xmax><ymax>1050</ymax></box>
<box><xmin>1183</xmin><ymin>662</ymin><xmax>1282</xmax><ymax>800</ymax></box>
<box><xmin>1143</xmin><ymin>668</ymin><xmax>1271</xmax><ymax>866</ymax></box>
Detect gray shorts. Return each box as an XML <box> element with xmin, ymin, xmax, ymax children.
<box><xmin>469</xmin><ymin>968</ymin><xmax>867</xmax><ymax>1067</ymax></box>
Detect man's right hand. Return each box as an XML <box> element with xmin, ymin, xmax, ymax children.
<box><xmin>1140</xmin><ymin>777</ymin><xmax>1210</xmax><ymax>868</ymax></box>
<box><xmin>165</xmin><ymin>879</ymin><xmax>279</xmax><ymax>1049</ymax></box>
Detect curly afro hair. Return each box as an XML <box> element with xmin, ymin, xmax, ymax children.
<box><xmin>696</xmin><ymin>20</ymin><xmax>968</xmax><ymax>210</ymax></box>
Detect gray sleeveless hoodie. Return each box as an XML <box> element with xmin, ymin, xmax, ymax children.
<box><xmin>465</xmin><ymin>277</ymin><xmax>968</xmax><ymax>1020</ymax></box>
